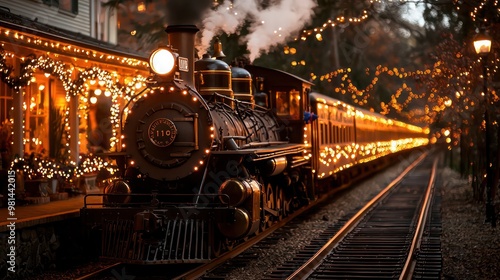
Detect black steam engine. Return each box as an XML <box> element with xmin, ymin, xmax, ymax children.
<box><xmin>81</xmin><ymin>25</ymin><xmax>429</xmax><ymax>263</ymax></box>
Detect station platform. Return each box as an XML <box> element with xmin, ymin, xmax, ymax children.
<box><xmin>0</xmin><ymin>194</ymin><xmax>99</xmax><ymax>232</ymax></box>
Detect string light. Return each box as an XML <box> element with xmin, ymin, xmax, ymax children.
<box><xmin>2</xmin><ymin>1</ymin><xmax>496</xmax><ymax>181</ymax></box>
<box><xmin>0</xmin><ymin>28</ymin><xmax>148</xmax><ymax>68</ymax></box>
<box><xmin>297</xmin><ymin>8</ymin><xmax>370</xmax><ymax>41</ymax></box>
<box><xmin>1</xmin><ymin>49</ymin><xmax>148</xmax><ymax>153</ymax></box>
<box><xmin>0</xmin><ymin>25</ymin><xmax>150</xmax><ymax>180</ymax></box>
<box><xmin>453</xmin><ymin>0</ymin><xmax>500</xmax><ymax>22</ymax></box>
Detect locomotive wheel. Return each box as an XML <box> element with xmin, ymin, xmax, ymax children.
<box><xmin>224</xmin><ymin>239</ymin><xmax>236</xmax><ymax>252</ymax></box>
<box><xmin>282</xmin><ymin>193</ymin><xmax>291</xmax><ymax>217</ymax></box>
<box><xmin>212</xmin><ymin>235</ymin><xmax>235</xmax><ymax>257</ymax></box>
<box><xmin>266</xmin><ymin>183</ymin><xmax>275</xmax><ymax>227</ymax></box>
<box><xmin>212</xmin><ymin>234</ymin><xmax>223</xmax><ymax>257</ymax></box>
<box><xmin>275</xmin><ymin>186</ymin><xmax>284</xmax><ymax>221</ymax></box>
<box><xmin>260</xmin><ymin>183</ymin><xmax>275</xmax><ymax>231</ymax></box>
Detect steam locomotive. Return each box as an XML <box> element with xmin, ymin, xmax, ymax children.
<box><xmin>80</xmin><ymin>24</ymin><xmax>429</xmax><ymax>263</ymax></box>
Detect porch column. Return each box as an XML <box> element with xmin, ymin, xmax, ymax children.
<box><xmin>11</xmin><ymin>58</ymin><xmax>23</xmax><ymax>158</ymax></box>
<box><xmin>12</xmin><ymin>89</ymin><xmax>23</xmax><ymax>158</ymax></box>
<box><xmin>69</xmin><ymin>95</ymin><xmax>79</xmax><ymax>164</ymax></box>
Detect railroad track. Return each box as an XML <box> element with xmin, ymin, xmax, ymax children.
<box><xmin>75</xmin><ymin>174</ymin><xmax>352</xmax><ymax>280</ymax></box>
<box><xmin>170</xmin><ymin>158</ymin><xmax>415</xmax><ymax>279</ymax></box>
<box><xmin>171</xmin><ymin>151</ymin><xmax>440</xmax><ymax>280</ymax></box>
<box><xmin>75</xmin><ymin>262</ymin><xmax>124</xmax><ymax>280</ymax></box>
<box><xmin>270</xmin><ymin>152</ymin><xmax>441</xmax><ymax>279</ymax></box>
<box><xmin>75</xmin><ymin>152</ymin><xmax>439</xmax><ymax>280</ymax></box>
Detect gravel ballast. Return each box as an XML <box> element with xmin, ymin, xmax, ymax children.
<box><xmin>440</xmin><ymin>167</ymin><xmax>500</xmax><ymax>280</ymax></box>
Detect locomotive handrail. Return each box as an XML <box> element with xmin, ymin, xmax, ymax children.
<box><xmin>82</xmin><ymin>193</ymin><xmax>231</xmax><ymax>208</ymax></box>
<box><xmin>209</xmin><ymin>149</ymin><xmax>300</xmax><ymax>158</ymax></box>
<box><xmin>222</xmin><ymin>136</ymin><xmax>290</xmax><ymax>148</ymax></box>
<box><xmin>290</xmin><ymin>157</ymin><xmax>310</xmax><ymax>168</ymax></box>
<box><xmin>210</xmin><ymin>143</ymin><xmax>303</xmax><ymax>159</ymax></box>
<box><xmin>222</xmin><ymin>135</ymin><xmax>248</xmax><ymax>140</ymax></box>
<box><xmin>240</xmin><ymin>141</ymin><xmax>291</xmax><ymax>149</ymax></box>
<box><xmin>209</xmin><ymin>92</ymin><xmax>250</xmax><ymax>106</ymax></box>
<box><xmin>119</xmin><ymin>87</ymin><xmax>149</xmax><ymax>131</ymax></box>
<box><xmin>208</xmin><ymin>92</ymin><xmax>273</xmax><ymax>114</ymax></box>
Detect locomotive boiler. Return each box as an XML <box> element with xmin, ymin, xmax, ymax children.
<box><xmin>80</xmin><ymin>24</ymin><xmax>429</xmax><ymax>264</ymax></box>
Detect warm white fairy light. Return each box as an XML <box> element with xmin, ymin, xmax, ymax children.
<box><xmin>0</xmin><ymin>26</ymin><xmax>150</xmax><ymax>179</ymax></box>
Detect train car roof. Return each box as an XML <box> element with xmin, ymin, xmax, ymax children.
<box><xmin>310</xmin><ymin>92</ymin><xmax>389</xmax><ymax>118</ymax></box>
<box><xmin>353</xmin><ymin>100</ymin><xmax>426</xmax><ymax>131</ymax></box>
<box><xmin>245</xmin><ymin>64</ymin><xmax>314</xmax><ymax>86</ymax></box>
<box><xmin>355</xmin><ymin>104</ymin><xmax>389</xmax><ymax>119</ymax></box>
<box><xmin>309</xmin><ymin>92</ymin><xmax>354</xmax><ymax>109</ymax></box>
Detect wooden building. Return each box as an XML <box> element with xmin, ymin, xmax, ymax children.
<box><xmin>0</xmin><ymin>0</ymin><xmax>150</xmax><ymax>196</ymax></box>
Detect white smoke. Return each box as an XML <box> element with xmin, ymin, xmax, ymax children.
<box><xmin>199</xmin><ymin>0</ymin><xmax>317</xmax><ymax>62</ymax></box>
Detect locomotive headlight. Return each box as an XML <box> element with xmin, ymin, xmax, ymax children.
<box><xmin>149</xmin><ymin>47</ymin><xmax>177</xmax><ymax>75</ymax></box>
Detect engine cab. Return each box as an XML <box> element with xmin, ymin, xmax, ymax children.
<box><xmin>244</xmin><ymin>65</ymin><xmax>314</xmax><ymax>144</ymax></box>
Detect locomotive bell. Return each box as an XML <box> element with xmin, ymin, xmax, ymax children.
<box><xmin>213</xmin><ymin>37</ymin><xmax>226</xmax><ymax>59</ymax></box>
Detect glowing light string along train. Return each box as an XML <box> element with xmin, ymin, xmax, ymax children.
<box><xmin>80</xmin><ymin>24</ymin><xmax>429</xmax><ymax>263</ymax></box>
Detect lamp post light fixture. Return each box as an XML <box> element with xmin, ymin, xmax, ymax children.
<box><xmin>473</xmin><ymin>33</ymin><xmax>492</xmax><ymax>55</ymax></box>
<box><xmin>473</xmin><ymin>31</ymin><xmax>496</xmax><ymax>227</ymax></box>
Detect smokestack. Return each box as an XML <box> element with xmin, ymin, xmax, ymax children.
<box><xmin>165</xmin><ymin>25</ymin><xmax>199</xmax><ymax>86</ymax></box>
<box><xmin>166</xmin><ymin>0</ymin><xmax>211</xmax><ymax>26</ymax></box>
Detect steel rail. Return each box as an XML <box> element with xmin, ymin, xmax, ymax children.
<box><xmin>74</xmin><ymin>262</ymin><xmax>123</xmax><ymax>280</ymax></box>
<box><xmin>171</xmin><ymin>151</ymin><xmax>406</xmax><ymax>280</ymax></box>
<box><xmin>399</xmin><ymin>156</ymin><xmax>438</xmax><ymax>280</ymax></box>
<box><xmin>286</xmin><ymin>151</ymin><xmax>429</xmax><ymax>280</ymax></box>
<box><xmin>171</xmin><ymin>203</ymin><xmax>306</xmax><ymax>280</ymax></box>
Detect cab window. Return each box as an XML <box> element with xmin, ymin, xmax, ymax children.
<box><xmin>276</xmin><ymin>89</ymin><xmax>301</xmax><ymax>119</ymax></box>
<box><xmin>276</xmin><ymin>91</ymin><xmax>289</xmax><ymax>115</ymax></box>
<box><xmin>289</xmin><ymin>89</ymin><xmax>300</xmax><ymax>119</ymax></box>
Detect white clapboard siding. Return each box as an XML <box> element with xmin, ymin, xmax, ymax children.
<box><xmin>0</xmin><ymin>0</ymin><xmax>91</xmax><ymax>36</ymax></box>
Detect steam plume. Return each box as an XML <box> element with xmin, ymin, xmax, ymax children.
<box><xmin>199</xmin><ymin>0</ymin><xmax>317</xmax><ymax>62</ymax></box>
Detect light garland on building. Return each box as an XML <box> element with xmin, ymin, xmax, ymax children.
<box><xmin>0</xmin><ymin>28</ymin><xmax>149</xmax><ymax>68</ymax></box>
<box><xmin>20</xmin><ymin>54</ymin><xmax>74</xmax><ymax>90</ymax></box>
<box><xmin>0</xmin><ymin>25</ymin><xmax>150</xmax><ymax>180</ymax></box>
<box><xmin>0</xmin><ymin>47</ymin><xmax>16</xmax><ymax>87</ymax></box>
<box><xmin>74</xmin><ymin>67</ymin><xmax>121</xmax><ymax>150</ymax></box>
<box><xmin>1</xmin><ymin>47</ymin><xmax>148</xmax><ymax>147</ymax></box>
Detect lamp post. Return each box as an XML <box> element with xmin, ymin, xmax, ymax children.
<box><xmin>473</xmin><ymin>31</ymin><xmax>496</xmax><ymax>227</ymax></box>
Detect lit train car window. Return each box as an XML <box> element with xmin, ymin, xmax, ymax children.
<box><xmin>321</xmin><ymin>123</ymin><xmax>326</xmax><ymax>144</ymax></box>
<box><xmin>320</xmin><ymin>123</ymin><xmax>323</xmax><ymax>144</ymax></box>
<box><xmin>329</xmin><ymin>122</ymin><xmax>333</xmax><ymax>144</ymax></box>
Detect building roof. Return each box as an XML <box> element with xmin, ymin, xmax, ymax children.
<box><xmin>0</xmin><ymin>6</ymin><xmax>148</xmax><ymax>62</ymax></box>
